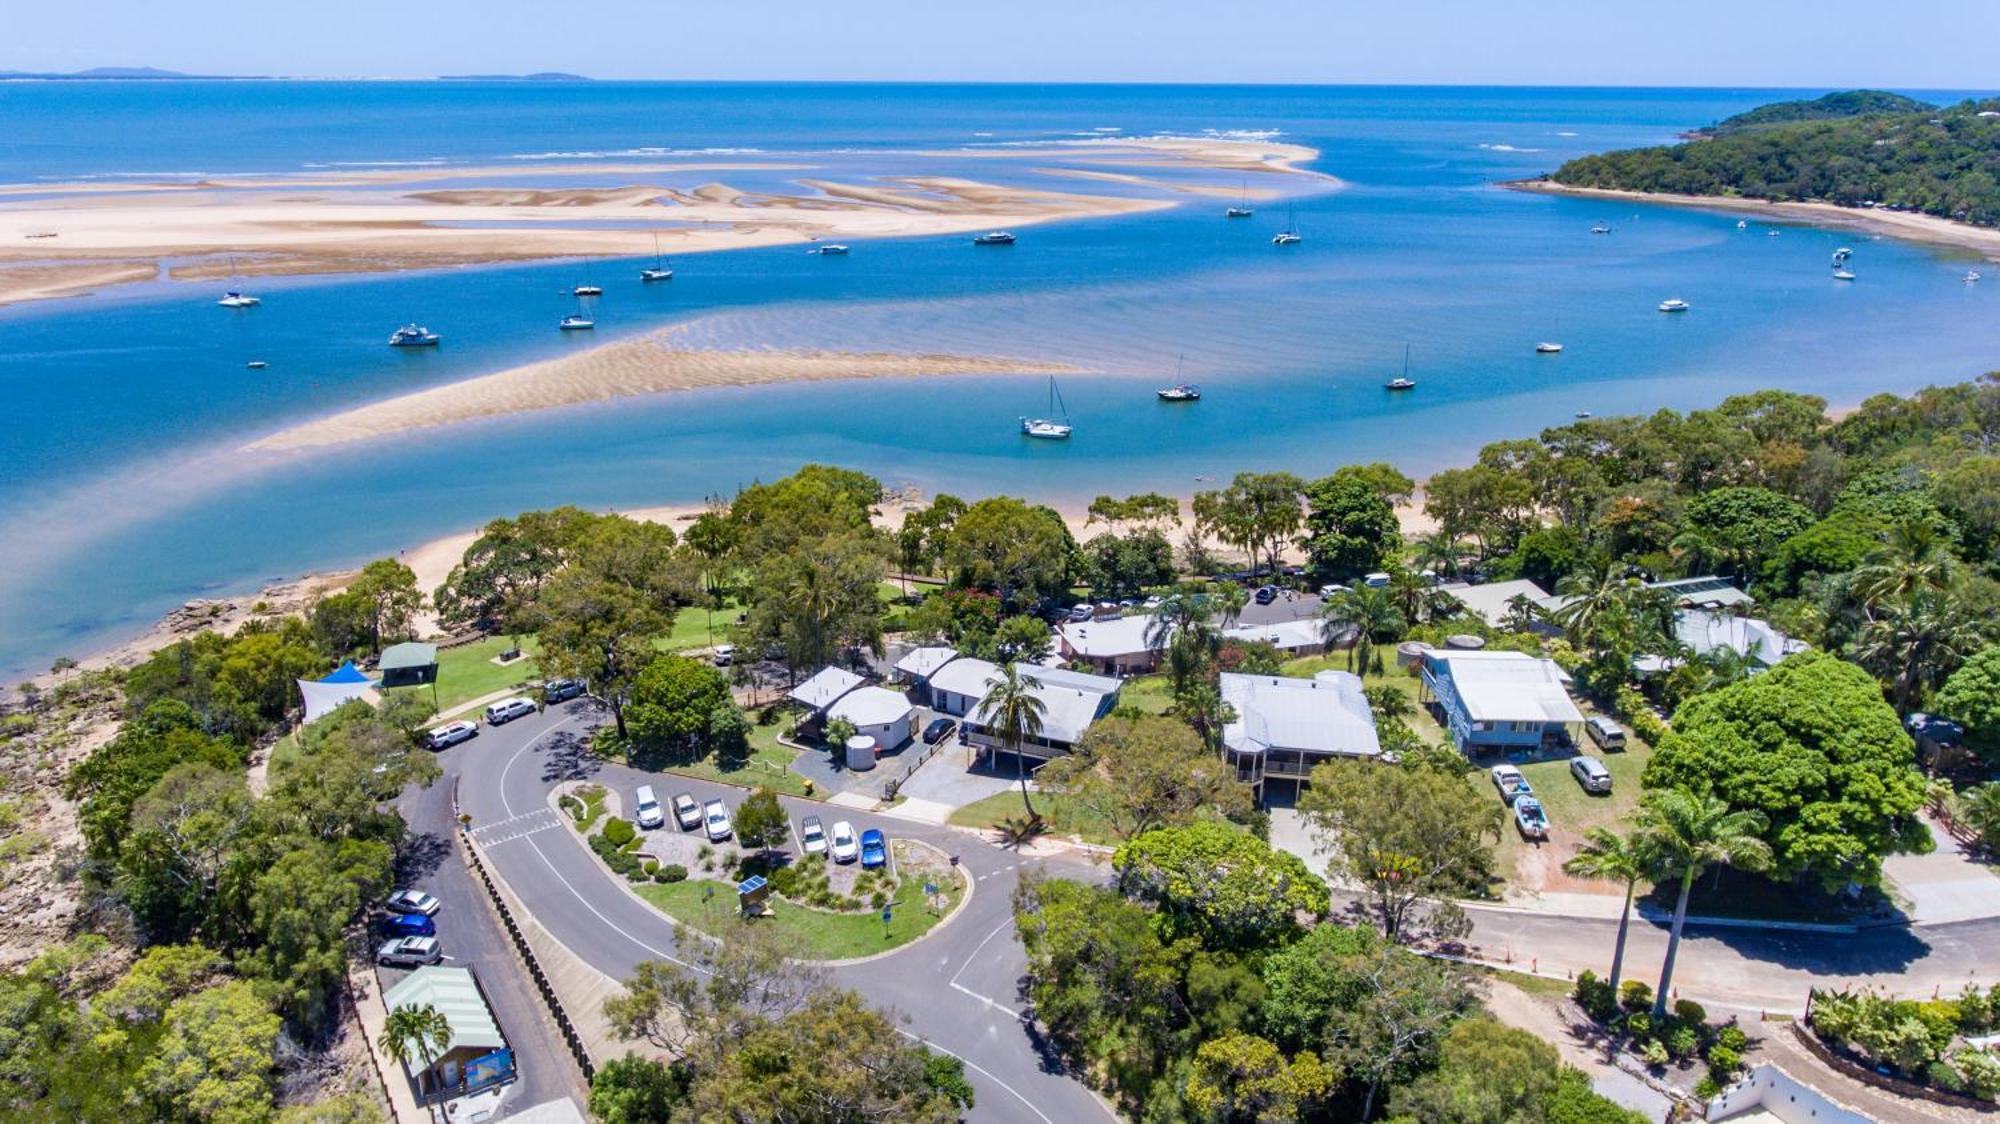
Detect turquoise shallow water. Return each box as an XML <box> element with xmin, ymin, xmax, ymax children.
<box><xmin>0</xmin><ymin>82</ymin><xmax>1995</xmax><ymax>676</ymax></box>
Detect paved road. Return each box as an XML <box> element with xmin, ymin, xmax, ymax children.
<box><xmin>441</xmin><ymin>701</ymin><xmax>1116</xmax><ymax>1124</ymax></box>
<box><xmin>395</xmin><ymin>765</ymin><xmax>589</xmax><ymax>1115</ymax></box>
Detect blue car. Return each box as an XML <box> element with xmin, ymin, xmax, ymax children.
<box><xmin>859</xmin><ymin>828</ymin><xmax>887</xmax><ymax>869</ymax></box>
<box><xmin>381</xmin><ymin>912</ymin><xmax>436</xmax><ymax>938</ymax></box>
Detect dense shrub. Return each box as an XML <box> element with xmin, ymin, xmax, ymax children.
<box><xmin>1619</xmin><ymin>980</ymin><xmax>1653</xmax><ymax>1014</ymax></box>
<box><xmin>1716</xmin><ymin>1025</ymin><xmax>1748</xmax><ymax>1053</ymax></box>
<box><xmin>1707</xmin><ymin>1045</ymin><xmax>1742</xmax><ymax>1082</ymax></box>
<box><xmin>1575</xmin><ymin>971</ymin><xmax>1617</xmax><ymax>1022</ymax></box>
<box><xmin>656</xmin><ymin>864</ymin><xmax>687</xmax><ymax>883</ymax></box>
<box><xmin>1674</xmin><ymin>999</ymin><xmax>1707</xmax><ymax>1026</ymax></box>
<box><xmin>602</xmin><ymin>817</ymin><xmax>636</xmax><ymax>847</ymax></box>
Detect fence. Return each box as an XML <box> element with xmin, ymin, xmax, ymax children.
<box><xmin>453</xmin><ymin>780</ymin><xmax>597</xmax><ymax>1084</ymax></box>
<box><xmin>883</xmin><ymin>737</ymin><xmax>946</xmax><ymax>799</ymax></box>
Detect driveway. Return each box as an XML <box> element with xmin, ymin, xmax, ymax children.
<box><xmin>440</xmin><ymin>701</ymin><xmax>1117</xmax><ymax>1124</ymax></box>
<box><xmin>1882</xmin><ymin>814</ymin><xmax>2000</xmax><ymax>925</ymax></box>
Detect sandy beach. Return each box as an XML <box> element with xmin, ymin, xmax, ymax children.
<box><xmin>244</xmin><ymin>336</ymin><xmax>1082</xmax><ymax>452</ymax></box>
<box><xmin>1508</xmin><ymin>179</ymin><xmax>2000</xmax><ymax>262</ymax></box>
<box><xmin>0</xmin><ymin>137</ymin><xmax>1315</xmax><ymax>307</ymax></box>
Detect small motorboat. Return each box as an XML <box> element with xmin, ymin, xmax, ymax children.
<box><xmin>1736</xmin><ymin>220</ymin><xmax>1748</xmax><ymax>230</ymax></box>
<box><xmin>246</xmin><ymin>361</ymin><xmax>268</xmax><ymax>370</ymax></box>
<box><xmin>1590</xmin><ymin>223</ymin><xmax>1611</xmax><ymax>235</ymax></box>
<box><xmin>559</xmin><ymin>314</ymin><xmax>595</xmax><ymax>331</ymax></box>
<box><xmin>1832</xmin><ymin>269</ymin><xmax>1856</xmax><ymax>282</ymax></box>
<box><xmin>814</xmin><ymin>244</ymin><xmax>850</xmax><ymax>255</ymax></box>
<box><xmin>1964</xmin><ymin>271</ymin><xmax>1981</xmax><ymax>283</ymax></box>
<box><xmin>1658</xmin><ymin>298</ymin><xmax>1690</xmax><ymax>313</ymax></box>
<box><xmin>218</xmin><ymin>291</ymin><xmax>260</xmax><ymax>308</ymax></box>
<box><xmin>388</xmin><ymin>324</ymin><xmax>441</xmax><ymax>347</ymax></box>
<box><xmin>1767</xmin><ymin>230</ymin><xmax>1780</xmax><ymax>237</ymax></box>
<box><xmin>973</xmin><ymin>231</ymin><xmax>1016</xmax><ymax>246</ymax></box>
<box><xmin>1536</xmin><ymin>342</ymin><xmax>1563</xmax><ymax>354</ymax></box>
<box><xmin>573</xmin><ymin>284</ymin><xmax>603</xmax><ymax>297</ymax></box>
<box><xmin>1575</xmin><ymin>410</ymin><xmax>1593</xmax><ymax>418</ymax></box>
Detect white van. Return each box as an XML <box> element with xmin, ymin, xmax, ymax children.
<box><xmin>484</xmin><ymin>696</ymin><xmax>536</xmax><ymax>725</ymax></box>
<box><xmin>634</xmin><ymin>785</ymin><xmax>665</xmax><ymax>829</ymax></box>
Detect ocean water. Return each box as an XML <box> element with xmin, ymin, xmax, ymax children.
<box><xmin>0</xmin><ymin>81</ymin><xmax>1995</xmax><ymax>677</ymax></box>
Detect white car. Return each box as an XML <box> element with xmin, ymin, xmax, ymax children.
<box><xmin>425</xmin><ymin>721</ymin><xmax>477</xmax><ymax>749</ymax></box>
<box><xmin>712</xmin><ymin>644</ymin><xmax>738</xmax><ymax>667</ymax></box>
<box><xmin>672</xmin><ymin>792</ymin><xmax>702</xmax><ymax>831</ymax></box>
<box><xmin>384</xmin><ymin>888</ymin><xmax>441</xmax><ymax>917</ymax></box>
<box><xmin>830</xmin><ymin>820</ymin><xmax>859</xmax><ymax>864</ymax></box>
<box><xmin>702</xmin><ymin>799</ymin><xmax>733</xmax><ymax>842</ymax></box>
<box><xmin>376</xmin><ymin>935</ymin><xmax>442</xmax><ymax>968</ymax></box>
<box><xmin>633</xmin><ymin>785</ymin><xmax>665</xmax><ymax>830</ymax></box>
<box><xmin>484</xmin><ymin>696</ymin><xmax>536</xmax><ymax>725</ymax></box>
<box><xmin>1490</xmin><ymin>764</ymin><xmax>1533</xmax><ymax>804</ymax></box>
<box><xmin>800</xmin><ymin>815</ymin><xmax>828</xmax><ymax>855</ymax></box>
<box><xmin>1318</xmin><ymin>583</ymin><xmax>1352</xmax><ymax>599</ymax></box>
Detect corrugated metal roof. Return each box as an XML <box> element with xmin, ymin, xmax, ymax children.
<box><xmin>788</xmin><ymin>666</ymin><xmax>865</xmax><ymax>712</ymax></box>
<box><xmin>827</xmin><ymin>685</ymin><xmax>913</xmax><ymax>727</ymax></box>
<box><xmin>1426</xmin><ymin>651</ymin><xmax>1584</xmax><ymax>725</ymax></box>
<box><xmin>1220</xmin><ymin>671</ymin><xmax>1380</xmax><ymax>758</ymax></box>
<box><xmin>383</xmin><ymin>966</ymin><xmax>506</xmax><ymax>1054</ymax></box>
<box><xmin>893</xmin><ymin>646</ymin><xmax>959</xmax><ymax>678</ymax></box>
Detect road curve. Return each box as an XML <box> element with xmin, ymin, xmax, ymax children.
<box><xmin>442</xmin><ymin>701</ymin><xmax>1116</xmax><ymax>1124</ymax></box>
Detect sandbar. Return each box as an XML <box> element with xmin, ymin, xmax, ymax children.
<box><xmin>1507</xmin><ymin>180</ymin><xmax>2000</xmax><ymax>262</ymax></box>
<box><xmin>0</xmin><ymin>260</ymin><xmax>157</xmax><ymax>306</ymax></box>
<box><xmin>244</xmin><ymin>337</ymin><xmax>1081</xmax><ymax>453</ymax></box>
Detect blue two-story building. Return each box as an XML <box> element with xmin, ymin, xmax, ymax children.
<box><xmin>1420</xmin><ymin>649</ymin><xmax>1584</xmax><ymax>754</ymax></box>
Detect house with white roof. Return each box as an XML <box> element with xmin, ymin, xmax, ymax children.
<box><xmin>1633</xmin><ymin>609</ymin><xmax>1807</xmax><ymax>677</ymax></box>
<box><xmin>1420</xmin><ymin>649</ymin><xmax>1584</xmax><ymax>753</ymax></box>
<box><xmin>1220</xmin><ymin>670</ymin><xmax>1378</xmax><ymax>796</ymax></box>
<box><xmin>1057</xmin><ymin>614</ymin><xmax>1164</xmax><ymax>675</ymax></box>
<box><xmin>892</xmin><ymin>645</ymin><xmax>961</xmax><ymax>706</ymax></box>
<box><xmin>1434</xmin><ymin>578</ymin><xmax>1552</xmax><ymax>631</ymax></box>
<box><xmin>931</xmin><ymin>658</ymin><xmax>1122</xmax><ymax>762</ymax></box>
<box><xmin>381</xmin><ymin>965</ymin><xmax>515</xmax><ymax>1104</ymax></box>
<box><xmin>1539</xmin><ymin>574</ymin><xmax>1756</xmax><ymax>621</ymax></box>
<box><xmin>787</xmin><ymin>665</ymin><xmax>915</xmax><ymax>749</ymax></box>
<box><xmin>1222</xmin><ymin>618</ymin><xmax>1328</xmax><ymax>656</ymax></box>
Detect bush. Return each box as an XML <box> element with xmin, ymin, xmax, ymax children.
<box><xmin>1641</xmin><ymin>1039</ymin><xmax>1670</xmax><ymax>1068</ymax></box>
<box><xmin>1694</xmin><ymin>1075</ymin><xmax>1721</xmax><ymax>1100</ymax></box>
<box><xmin>1667</xmin><ymin>1024</ymin><xmax>1701</xmax><ymax>1060</ymax></box>
<box><xmin>641</xmin><ymin>858</ymin><xmax>659</xmax><ymax>875</ymax></box>
<box><xmin>1575</xmin><ymin>971</ymin><xmax>1617</xmax><ymax>1022</ymax></box>
<box><xmin>1716</xmin><ymin>1026</ymin><xmax>1748</xmax><ymax>1054</ymax></box>
<box><xmin>1955</xmin><ymin>1048</ymin><xmax>2000</xmax><ymax>1100</ymax></box>
<box><xmin>656</xmin><ymin>863</ymin><xmax>687</xmax><ymax>883</ymax></box>
<box><xmin>1674</xmin><ymin>998</ymin><xmax>1708</xmax><ymax>1026</ymax></box>
<box><xmin>560</xmin><ymin>794</ymin><xmax>586</xmax><ymax>822</ymax></box>
<box><xmin>1928</xmin><ymin>1059</ymin><xmax>1967</xmax><ymax>1093</ymax></box>
<box><xmin>1623</xmin><ymin>1012</ymin><xmax>1652</xmax><ymax>1041</ymax></box>
<box><xmin>1706</xmin><ymin>1045</ymin><xmax>1740</xmax><ymax>1080</ymax></box>
<box><xmin>1620</xmin><ymin>980</ymin><xmax>1654</xmax><ymax>1014</ymax></box>
<box><xmin>603</xmin><ymin>817</ymin><xmax>636</xmax><ymax>847</ymax></box>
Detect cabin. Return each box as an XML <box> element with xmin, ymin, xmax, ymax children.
<box><xmin>1221</xmin><ymin>618</ymin><xmax>1327</xmax><ymax>657</ymax></box>
<box><xmin>1433</xmin><ymin>579</ymin><xmax>1552</xmax><ymax>631</ymax></box>
<box><xmin>1220</xmin><ymin>671</ymin><xmax>1379</xmax><ymax>798</ymax></box>
<box><xmin>381</xmin><ymin>966</ymin><xmax>516</xmax><ymax>1105</ymax></box>
<box><xmin>1419</xmin><ymin>649</ymin><xmax>1583</xmax><ymax>754</ymax></box>
<box><xmin>1056</xmin><ymin>615</ymin><xmax>1164</xmax><ymax>675</ymax></box>
<box><xmin>788</xmin><ymin>666</ymin><xmax>915</xmax><ymax>749</ymax></box>
<box><xmin>891</xmin><ymin>645</ymin><xmax>961</xmax><ymax>706</ymax></box>
<box><xmin>930</xmin><ymin>659</ymin><xmax>1122</xmax><ymax>763</ymax></box>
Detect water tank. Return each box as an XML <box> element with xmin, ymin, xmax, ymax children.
<box><xmin>844</xmin><ymin>735</ymin><xmax>878</xmax><ymax>771</ymax></box>
<box><xmin>1445</xmin><ymin>634</ymin><xmax>1487</xmax><ymax>651</ymax></box>
<box><xmin>1395</xmin><ymin>640</ymin><xmax>1433</xmax><ymax>668</ymax></box>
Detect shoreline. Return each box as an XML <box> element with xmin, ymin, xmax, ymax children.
<box><xmin>1505</xmin><ymin>179</ymin><xmax>2000</xmax><ymax>261</ymax></box>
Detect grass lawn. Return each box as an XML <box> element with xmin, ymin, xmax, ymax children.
<box><xmin>386</xmin><ymin>635</ymin><xmax>544</xmax><ymax>716</ymax></box>
<box><xmin>948</xmin><ymin>789</ymin><xmax>1121</xmax><ymax>847</ymax></box>
<box><xmin>1118</xmin><ymin>675</ymin><xmax>1176</xmax><ymax>716</ymax></box>
<box><xmin>654</xmin><ymin>722</ymin><xmax>811</xmax><ymax>796</ymax></box>
<box><xmin>634</xmin><ymin>855</ymin><xmax>965</xmax><ymax>959</ymax></box>
<box><xmin>661</xmin><ymin>599</ymin><xmax>742</xmax><ymax>653</ymax></box>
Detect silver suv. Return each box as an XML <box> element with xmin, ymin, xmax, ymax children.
<box><xmin>376</xmin><ymin>935</ymin><xmax>442</xmax><ymax>967</ymax></box>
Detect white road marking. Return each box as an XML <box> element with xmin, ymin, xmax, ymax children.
<box><xmin>518</xmin><ymin>828</ymin><xmax>697</xmax><ymax>970</ymax></box>
<box><xmin>895</xmin><ymin>1030</ymin><xmax>1058</xmax><ymax>1124</ymax></box>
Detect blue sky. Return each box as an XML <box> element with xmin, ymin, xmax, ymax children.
<box><xmin>6</xmin><ymin>0</ymin><xmax>1998</xmax><ymax>87</ymax></box>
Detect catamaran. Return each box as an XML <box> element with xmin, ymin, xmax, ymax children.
<box><xmin>1226</xmin><ymin>179</ymin><xmax>1253</xmax><ymax>219</ymax></box>
<box><xmin>388</xmin><ymin>324</ymin><xmax>441</xmax><ymax>347</ymax></box>
<box><xmin>641</xmin><ymin>234</ymin><xmax>674</xmax><ymax>282</ymax></box>
<box><xmin>1020</xmin><ymin>376</ymin><xmax>1073</xmax><ymax>439</ymax></box>
<box><xmin>973</xmin><ymin>231</ymin><xmax>1016</xmax><ymax>246</ymax></box>
<box><xmin>1272</xmin><ymin>206</ymin><xmax>1301</xmax><ymax>245</ymax></box>
<box><xmin>1384</xmin><ymin>345</ymin><xmax>1417</xmax><ymax>391</ymax></box>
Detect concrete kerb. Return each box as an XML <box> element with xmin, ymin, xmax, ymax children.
<box><xmin>1460</xmin><ymin>899</ymin><xmax>1865</xmax><ymax>936</ymax></box>
<box><xmin>540</xmin><ymin>787</ymin><xmax>977</xmax><ymax>967</ymax></box>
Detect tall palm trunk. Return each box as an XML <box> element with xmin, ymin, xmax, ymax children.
<box><xmin>1653</xmin><ymin>868</ymin><xmax>1695</xmax><ymax>1018</ymax></box>
<box><xmin>1608</xmin><ymin>876</ymin><xmax>1635</xmax><ymax>995</ymax></box>
<box><xmin>1014</xmin><ymin>738</ymin><xmax>1037</xmax><ymax>819</ymax></box>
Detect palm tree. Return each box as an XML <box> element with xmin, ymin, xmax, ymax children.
<box><xmin>1385</xmin><ymin>565</ymin><xmax>1434</xmax><ymax>624</ymax></box>
<box><xmin>1852</xmin><ymin>519</ymin><xmax>1952</xmax><ymax>610</ymax></box>
<box><xmin>1632</xmin><ymin>790</ymin><xmax>1771</xmax><ymax>1018</ymax></box>
<box><xmin>1413</xmin><ymin>530</ymin><xmax>1468</xmax><ymax>582</ymax></box>
<box><xmin>1855</xmin><ymin>587</ymin><xmax>1988</xmax><ymax>712</ymax></box>
<box><xmin>382</xmin><ymin>1002</ymin><xmax>454</xmax><ymax>1110</ymax></box>
<box><xmin>1959</xmin><ymin>782</ymin><xmax>2000</xmax><ymax>846</ymax></box>
<box><xmin>1562</xmin><ymin>827</ymin><xmax>1655</xmax><ymax>998</ymax></box>
<box><xmin>1150</xmin><ymin>592</ymin><xmax>1218</xmax><ymax>694</ymax></box>
<box><xmin>1319</xmin><ymin>587</ymin><xmax>1406</xmax><ymax>677</ymax></box>
<box><xmin>977</xmin><ymin>663</ymin><xmax>1048</xmax><ymax>819</ymax></box>
<box><xmin>1550</xmin><ymin>563</ymin><xmax>1636</xmax><ymax>651</ymax></box>
<box><xmin>1214</xmin><ymin>584</ymin><xmax>1249</xmax><ymax>632</ymax></box>
<box><xmin>1500</xmin><ymin>593</ymin><xmax>1543</xmax><ymax>634</ymax></box>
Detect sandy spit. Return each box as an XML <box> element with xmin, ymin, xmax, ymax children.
<box><xmin>244</xmin><ymin>338</ymin><xmax>1082</xmax><ymax>453</ymax></box>
<box><xmin>0</xmin><ymin>260</ymin><xmax>157</xmax><ymax>306</ymax></box>
<box><xmin>1507</xmin><ymin>180</ymin><xmax>2000</xmax><ymax>261</ymax></box>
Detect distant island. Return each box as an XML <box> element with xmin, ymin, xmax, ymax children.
<box><xmin>439</xmin><ymin>72</ymin><xmax>592</xmax><ymax>81</ymax></box>
<box><xmin>0</xmin><ymin>66</ymin><xmax>245</xmax><ymax>80</ymax></box>
<box><xmin>1541</xmin><ymin>89</ymin><xmax>2000</xmax><ymax>228</ymax></box>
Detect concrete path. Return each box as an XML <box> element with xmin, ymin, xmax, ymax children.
<box><xmin>1882</xmin><ymin>814</ymin><xmax>2000</xmax><ymax>926</ymax></box>
<box><xmin>1482</xmin><ymin>979</ymin><xmax>1676</xmax><ymax>1120</ymax></box>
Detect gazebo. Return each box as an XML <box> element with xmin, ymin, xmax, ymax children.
<box><xmin>378</xmin><ymin>642</ymin><xmax>440</xmax><ymax>688</ymax></box>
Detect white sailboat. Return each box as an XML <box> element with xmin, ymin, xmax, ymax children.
<box><xmin>1272</xmin><ymin>206</ymin><xmax>1301</xmax><ymax>245</ymax></box>
<box><xmin>1157</xmin><ymin>355</ymin><xmax>1201</xmax><ymax>401</ymax></box>
<box><xmin>641</xmin><ymin>234</ymin><xmax>674</xmax><ymax>282</ymax></box>
<box><xmin>1384</xmin><ymin>345</ymin><xmax>1416</xmax><ymax>390</ymax></box>
<box><xmin>1020</xmin><ymin>376</ymin><xmax>1073</xmax><ymax>439</ymax></box>
<box><xmin>1226</xmin><ymin>179</ymin><xmax>1253</xmax><ymax>219</ymax></box>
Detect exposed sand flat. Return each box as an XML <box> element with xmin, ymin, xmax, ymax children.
<box><xmin>919</xmin><ymin>136</ymin><xmax>1326</xmax><ymax>176</ymax></box>
<box><xmin>1508</xmin><ymin>180</ymin><xmax>2000</xmax><ymax>262</ymax></box>
<box><xmin>0</xmin><ymin>260</ymin><xmax>156</xmax><ymax>306</ymax></box>
<box><xmin>244</xmin><ymin>337</ymin><xmax>1082</xmax><ymax>452</ymax></box>
<box><xmin>1034</xmin><ymin>167</ymin><xmax>1275</xmax><ymax>198</ymax></box>
<box><xmin>0</xmin><ymin>161</ymin><xmax>816</xmax><ymax>198</ymax></box>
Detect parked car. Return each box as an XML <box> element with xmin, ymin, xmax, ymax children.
<box><xmin>830</xmin><ymin>821</ymin><xmax>859</xmax><ymax>863</ymax></box>
<box><xmin>1066</xmin><ymin>605</ymin><xmax>1093</xmax><ymax>622</ymax></box>
<box><xmin>712</xmin><ymin>644</ymin><xmax>738</xmax><ymax>667</ymax></box>
<box><xmin>1318</xmin><ymin>583</ymin><xmax>1352</xmax><ymax>599</ymax></box>
<box><xmin>424</xmin><ymin>721</ymin><xmax>477</xmax><ymax>750</ymax></box>
<box><xmin>1570</xmin><ymin>755</ymin><xmax>1614</xmax><ymax>795</ymax></box>
<box><xmin>1363</xmin><ymin>571</ymin><xmax>1391</xmax><ymax>588</ymax></box>
<box><xmin>543</xmin><ymin>677</ymin><xmax>585</xmax><ymax>703</ymax></box>
<box><xmin>923</xmin><ymin>718</ymin><xmax>957</xmax><ymax>745</ymax></box>
<box><xmin>484</xmin><ymin>696</ymin><xmax>536</xmax><ymax>725</ymax></box>
<box><xmin>1254</xmin><ymin>585</ymin><xmax>1279</xmax><ymax>605</ymax></box>
<box><xmin>384</xmin><ymin>889</ymin><xmax>441</xmax><ymax>917</ymax></box>
<box><xmin>634</xmin><ymin>785</ymin><xmax>665</xmax><ymax>830</ymax></box>
<box><xmin>376</xmin><ymin>936</ymin><xmax>442</xmax><ymax>968</ymax></box>
<box><xmin>1142</xmin><ymin>595</ymin><xmax>1163</xmax><ymax>609</ymax></box>
<box><xmin>1513</xmin><ymin>797</ymin><xmax>1550</xmax><ymax>840</ymax></box>
<box><xmin>1585</xmin><ymin>716</ymin><xmax>1628</xmax><ymax>751</ymax></box>
<box><xmin>859</xmin><ymin>828</ymin><xmax>888</xmax><ymax>869</ymax></box>
<box><xmin>381</xmin><ymin>912</ymin><xmax>436</xmax><ymax>938</ymax></box>
<box><xmin>800</xmin><ymin>815</ymin><xmax>828</xmax><ymax>855</ymax></box>
<box><xmin>1489</xmin><ymin>764</ymin><xmax>1533</xmax><ymax>804</ymax></box>
<box><xmin>702</xmin><ymin>799</ymin><xmax>733</xmax><ymax>842</ymax></box>
<box><xmin>672</xmin><ymin>792</ymin><xmax>702</xmax><ymax>831</ymax></box>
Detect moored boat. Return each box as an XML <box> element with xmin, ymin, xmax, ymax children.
<box><xmin>388</xmin><ymin>324</ymin><xmax>441</xmax><ymax>347</ymax></box>
<box><xmin>1020</xmin><ymin>376</ymin><xmax>1073</xmax><ymax>438</ymax></box>
<box><xmin>973</xmin><ymin>231</ymin><xmax>1016</xmax><ymax>246</ymax></box>
<box><xmin>1658</xmin><ymin>298</ymin><xmax>1689</xmax><ymax>313</ymax></box>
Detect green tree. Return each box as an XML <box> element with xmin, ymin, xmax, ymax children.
<box><xmin>67</xmin><ymin>700</ymin><xmax>241</xmax><ymax>864</ymax></box>
<box><xmin>588</xmin><ymin>1054</ymin><xmax>685</xmax><ymax>1124</ymax></box>
<box><xmin>1302</xmin><ymin>473</ymin><xmax>1401</xmax><ymax>580</ymax></box>
<box><xmin>117</xmin><ymin>763</ymin><xmax>256</xmax><ymax>942</ymax></box>
<box><xmin>530</xmin><ymin>571</ymin><xmax>675</xmax><ymax>740</ymax></box>
<box><xmin>1037</xmin><ymin>716</ymin><xmax>1255</xmax><ymax>842</ymax></box>
<box><xmin>990</xmin><ymin>614</ymin><xmax>1054</xmax><ymax>663</ymax></box>
<box><xmin>747</xmin><ymin>530</ymin><xmax>889</xmax><ymax>676</ymax></box>
<box><xmin>1676</xmin><ymin>487</ymin><xmax>1815</xmax><ymax>579</ymax></box>
<box><xmin>944</xmin><ymin>497</ymin><xmax>1076</xmax><ymax>609</ymax></box>
<box><xmin>432</xmin><ymin>506</ymin><xmax>605</xmax><ymax>630</ymax></box>
<box><xmin>348</xmin><ymin>558</ymin><xmax>423</xmax><ymax>650</ymax></box>
<box><xmin>1184</xmin><ymin>1032</ymin><xmax>1333</xmax><ymax>1123</ymax></box>
<box><xmin>1300</xmin><ymin>757</ymin><xmax>1499</xmax><ymax>940</ymax></box>
<box><xmin>975</xmin><ymin>663</ymin><xmax>1047</xmax><ymax>819</ymax></box>
<box><xmin>1085</xmin><ymin>529</ymin><xmax>1177</xmax><ymax>598</ymax></box>
<box><xmin>1631</xmin><ymin>790</ymin><xmax>1772</xmax><ymax>1019</ymax></box>
<box><xmin>1389</xmin><ymin>1017</ymin><xmax>1569</xmax><ymax>1124</ymax></box>
<box><xmin>140</xmin><ymin>981</ymin><xmax>281</xmax><ymax>1124</ymax></box>
<box><xmin>1113</xmin><ymin>821</ymin><xmax>1328</xmax><ymax>948</ymax></box>
<box><xmin>381</xmin><ymin>1000</ymin><xmax>453</xmax><ymax>1101</ymax></box>
<box><xmin>733</xmin><ymin>788</ymin><xmax>787</xmax><ymax>855</ymax></box>
<box><xmin>1643</xmin><ymin>652</ymin><xmax>1929</xmax><ymax>890</ymax></box>
<box><xmin>1561</xmin><ymin>827</ymin><xmax>1653</xmax><ymax>998</ymax></box>
<box><xmin>1935</xmin><ymin>647</ymin><xmax>2000</xmax><ymax>763</ymax></box>
<box><xmin>242</xmin><ymin>837</ymin><xmax>394</xmax><ymax>1032</ymax></box>
<box><xmin>625</xmin><ymin>655</ymin><xmax>736</xmax><ymax>761</ymax></box>
<box><xmin>1198</xmin><ymin>473</ymin><xmax>1305</xmax><ymax>576</ymax></box>
<box><xmin>1319</xmin><ymin>586</ymin><xmax>1406</xmax><ymax>676</ymax></box>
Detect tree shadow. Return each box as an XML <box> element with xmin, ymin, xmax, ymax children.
<box><xmin>541</xmin><ymin>731</ymin><xmax>602</xmax><ymax>785</ymax></box>
<box><xmin>396</xmin><ymin>830</ymin><xmax>454</xmax><ymax>881</ymax></box>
